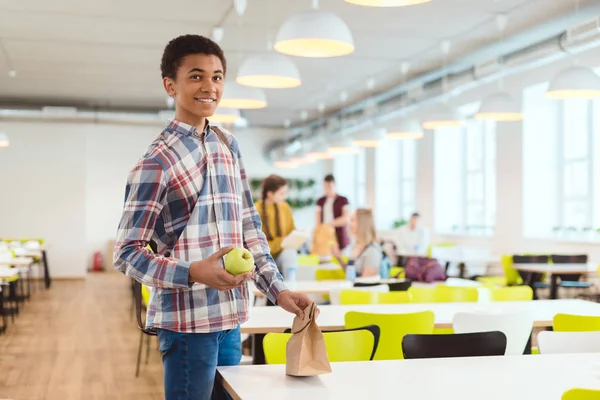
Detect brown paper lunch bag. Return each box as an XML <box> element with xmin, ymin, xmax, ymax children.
<box><xmin>285</xmin><ymin>302</ymin><xmax>332</xmax><ymax>376</ymax></box>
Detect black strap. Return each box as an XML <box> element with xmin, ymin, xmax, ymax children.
<box><xmin>211</xmin><ymin>126</ymin><xmax>235</xmax><ymax>159</ymax></box>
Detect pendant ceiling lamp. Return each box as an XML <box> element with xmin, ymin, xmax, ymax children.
<box><xmin>546</xmin><ymin>65</ymin><xmax>600</xmax><ymax>100</ymax></box>
<box><xmin>386</xmin><ymin>120</ymin><xmax>424</xmax><ymax>139</ymax></box>
<box><xmin>0</xmin><ymin>131</ymin><xmax>9</xmax><ymax>147</ymax></box>
<box><xmin>220</xmin><ymin>82</ymin><xmax>267</xmax><ymax>109</ymax></box>
<box><xmin>210</xmin><ymin>107</ymin><xmax>241</xmax><ymax>124</ymax></box>
<box><xmin>237</xmin><ymin>53</ymin><xmax>301</xmax><ymax>89</ymax></box>
<box><xmin>421</xmin><ymin>105</ymin><xmax>463</xmax><ymax>130</ymax></box>
<box><xmin>475</xmin><ymin>92</ymin><xmax>523</xmax><ymax>121</ymax></box>
<box><xmin>344</xmin><ymin>0</ymin><xmax>432</xmax><ymax>6</ymax></box>
<box><xmin>352</xmin><ymin>128</ymin><xmax>386</xmax><ymax>147</ymax></box>
<box><xmin>274</xmin><ymin>1</ymin><xmax>354</xmax><ymax>58</ymax></box>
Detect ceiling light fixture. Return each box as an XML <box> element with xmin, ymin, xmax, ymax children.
<box><xmin>274</xmin><ymin>0</ymin><xmax>354</xmax><ymax>58</ymax></box>
<box><xmin>220</xmin><ymin>82</ymin><xmax>267</xmax><ymax>109</ymax></box>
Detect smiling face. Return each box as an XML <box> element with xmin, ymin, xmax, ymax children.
<box><xmin>162</xmin><ymin>53</ymin><xmax>224</xmax><ymax>127</ymax></box>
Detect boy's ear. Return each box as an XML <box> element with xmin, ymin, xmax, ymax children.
<box><xmin>163</xmin><ymin>77</ymin><xmax>176</xmax><ymax>97</ymax></box>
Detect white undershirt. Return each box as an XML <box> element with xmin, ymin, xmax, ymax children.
<box><xmin>322</xmin><ymin>197</ymin><xmax>335</xmax><ymax>223</ymax></box>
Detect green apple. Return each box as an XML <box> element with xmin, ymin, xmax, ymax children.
<box><xmin>224</xmin><ymin>247</ymin><xmax>254</xmax><ymax>275</ymax></box>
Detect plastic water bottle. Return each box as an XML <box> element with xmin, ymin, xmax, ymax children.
<box><xmin>346</xmin><ymin>261</ymin><xmax>356</xmax><ymax>282</ymax></box>
<box><xmin>286</xmin><ymin>265</ymin><xmax>297</xmax><ymax>282</ymax></box>
<box><xmin>380</xmin><ymin>256</ymin><xmax>391</xmax><ymax>280</ymax></box>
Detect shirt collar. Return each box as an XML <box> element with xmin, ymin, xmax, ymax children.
<box><xmin>166</xmin><ymin>119</ymin><xmax>211</xmax><ymax>137</ymax></box>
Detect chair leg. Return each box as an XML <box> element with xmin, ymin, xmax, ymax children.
<box><xmin>135</xmin><ymin>330</ymin><xmax>143</xmax><ymax>377</ymax></box>
<box><xmin>145</xmin><ymin>334</ymin><xmax>151</xmax><ymax>364</ymax></box>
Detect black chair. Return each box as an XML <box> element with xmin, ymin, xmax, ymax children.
<box><xmin>402</xmin><ymin>331</ymin><xmax>507</xmax><ymax>359</ymax></box>
<box><xmin>284</xmin><ymin>324</ymin><xmax>381</xmax><ymax>361</ymax></box>
<box><xmin>513</xmin><ymin>255</ymin><xmax>550</xmax><ymax>300</ymax></box>
<box><xmin>387</xmin><ymin>281</ymin><xmax>412</xmax><ymax>291</ymax></box>
<box><xmin>551</xmin><ymin>254</ymin><xmax>592</xmax><ymax>291</ymax></box>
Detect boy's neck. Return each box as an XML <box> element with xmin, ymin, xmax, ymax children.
<box><xmin>174</xmin><ymin>109</ymin><xmax>207</xmax><ymax>132</ymax></box>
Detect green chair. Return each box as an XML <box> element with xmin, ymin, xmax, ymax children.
<box><xmin>407</xmin><ymin>286</ymin><xmax>437</xmax><ymax>303</ymax></box>
<box><xmin>553</xmin><ymin>314</ymin><xmax>600</xmax><ymax>332</ymax></box>
<box><xmin>316</xmin><ymin>268</ymin><xmax>346</xmax><ymax>281</ymax></box>
<box><xmin>297</xmin><ymin>254</ymin><xmax>320</xmax><ymax>266</ymax></box>
<box><xmin>377</xmin><ymin>291</ymin><xmax>412</xmax><ymax>304</ymax></box>
<box><xmin>490</xmin><ymin>286</ymin><xmax>533</xmax><ymax>301</ymax></box>
<box><xmin>434</xmin><ymin>286</ymin><xmax>479</xmax><ymax>302</ymax></box>
<box><xmin>562</xmin><ymin>388</ymin><xmax>600</xmax><ymax>400</ymax></box>
<box><xmin>263</xmin><ymin>325</ymin><xmax>380</xmax><ymax>364</ymax></box>
<box><xmin>340</xmin><ymin>289</ymin><xmax>376</xmax><ymax>305</ymax></box>
<box><xmin>389</xmin><ymin>267</ymin><xmax>405</xmax><ymax>279</ymax></box>
<box><xmin>345</xmin><ymin>311</ymin><xmax>435</xmax><ymax>360</ymax></box>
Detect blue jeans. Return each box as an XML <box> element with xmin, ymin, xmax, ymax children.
<box><xmin>157</xmin><ymin>326</ymin><xmax>242</xmax><ymax>400</ymax></box>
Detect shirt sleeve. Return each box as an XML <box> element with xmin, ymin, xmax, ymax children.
<box><xmin>113</xmin><ymin>158</ymin><xmax>192</xmax><ymax>289</ymax></box>
<box><xmin>233</xmin><ymin>139</ymin><xmax>287</xmax><ymax>304</ymax></box>
<box><xmin>356</xmin><ymin>246</ymin><xmax>383</xmax><ymax>275</ymax></box>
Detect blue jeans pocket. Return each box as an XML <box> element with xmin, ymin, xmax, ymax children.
<box><xmin>157</xmin><ymin>329</ymin><xmax>173</xmax><ymax>353</ymax></box>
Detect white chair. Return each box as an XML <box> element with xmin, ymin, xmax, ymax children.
<box><xmin>329</xmin><ymin>284</ymin><xmax>390</xmax><ymax>305</ymax></box>
<box><xmin>453</xmin><ymin>310</ymin><xmax>534</xmax><ymax>355</ymax></box>
<box><xmin>537</xmin><ymin>331</ymin><xmax>600</xmax><ymax>354</ymax></box>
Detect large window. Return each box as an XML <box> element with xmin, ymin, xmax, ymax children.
<box><xmin>333</xmin><ymin>148</ymin><xmax>366</xmax><ymax>210</ymax></box>
<box><xmin>434</xmin><ymin>116</ymin><xmax>496</xmax><ymax>236</ymax></box>
<box><xmin>374</xmin><ymin>138</ymin><xmax>418</xmax><ymax>229</ymax></box>
<box><xmin>523</xmin><ymin>79</ymin><xmax>600</xmax><ymax>241</ymax></box>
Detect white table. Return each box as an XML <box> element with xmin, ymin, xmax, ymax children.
<box><xmin>218</xmin><ymin>353</ymin><xmax>600</xmax><ymax>400</ymax></box>
<box><xmin>243</xmin><ymin>299</ymin><xmax>600</xmax><ymax>333</ymax></box>
<box><xmin>514</xmin><ymin>263</ymin><xmax>599</xmax><ymax>299</ymax></box>
<box><xmin>0</xmin><ymin>257</ymin><xmax>34</xmax><ymax>267</ymax></box>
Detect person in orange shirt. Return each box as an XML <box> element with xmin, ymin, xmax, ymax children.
<box><xmin>255</xmin><ymin>175</ymin><xmax>298</xmax><ymax>278</ymax></box>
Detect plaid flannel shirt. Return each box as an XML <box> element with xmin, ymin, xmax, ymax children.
<box><xmin>113</xmin><ymin>120</ymin><xmax>287</xmax><ymax>333</ymax></box>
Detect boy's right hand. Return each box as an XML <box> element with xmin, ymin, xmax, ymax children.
<box><xmin>188</xmin><ymin>246</ymin><xmax>252</xmax><ymax>290</ymax></box>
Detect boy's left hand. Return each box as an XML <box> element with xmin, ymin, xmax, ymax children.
<box><xmin>277</xmin><ymin>291</ymin><xmax>319</xmax><ymax>320</ymax></box>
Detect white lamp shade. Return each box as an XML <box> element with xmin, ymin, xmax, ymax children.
<box><xmin>386</xmin><ymin>120</ymin><xmax>424</xmax><ymax>139</ymax></box>
<box><xmin>422</xmin><ymin>105</ymin><xmax>463</xmax><ymax>130</ymax></box>
<box><xmin>237</xmin><ymin>53</ymin><xmax>301</xmax><ymax>89</ymax></box>
<box><xmin>475</xmin><ymin>92</ymin><xmax>523</xmax><ymax>121</ymax></box>
<box><xmin>0</xmin><ymin>131</ymin><xmax>9</xmax><ymax>147</ymax></box>
<box><xmin>547</xmin><ymin>66</ymin><xmax>600</xmax><ymax>99</ymax></box>
<box><xmin>274</xmin><ymin>10</ymin><xmax>354</xmax><ymax>58</ymax></box>
<box><xmin>352</xmin><ymin>128</ymin><xmax>387</xmax><ymax>147</ymax></box>
<box><xmin>220</xmin><ymin>82</ymin><xmax>267</xmax><ymax>109</ymax></box>
<box><xmin>210</xmin><ymin>107</ymin><xmax>241</xmax><ymax>124</ymax></box>
<box><xmin>345</xmin><ymin>0</ymin><xmax>432</xmax><ymax>6</ymax></box>
<box><xmin>329</xmin><ymin>136</ymin><xmax>358</xmax><ymax>154</ymax></box>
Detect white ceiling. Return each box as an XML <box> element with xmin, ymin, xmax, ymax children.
<box><xmin>0</xmin><ymin>0</ymin><xmax>592</xmax><ymax>126</ymax></box>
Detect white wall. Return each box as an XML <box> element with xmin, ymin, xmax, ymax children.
<box><xmin>0</xmin><ymin>121</ymin><xmax>323</xmax><ymax>277</ymax></box>
<box><xmin>418</xmin><ymin>46</ymin><xmax>600</xmax><ymax>261</ymax></box>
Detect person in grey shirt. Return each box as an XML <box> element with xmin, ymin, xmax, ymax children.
<box><xmin>333</xmin><ymin>209</ymin><xmax>382</xmax><ymax>277</ymax></box>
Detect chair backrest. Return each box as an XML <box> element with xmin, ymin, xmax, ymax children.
<box><xmin>340</xmin><ymin>289</ymin><xmax>377</xmax><ymax>305</ymax></box>
<box><xmin>263</xmin><ymin>325</ymin><xmax>380</xmax><ymax>364</ymax></box>
<box><xmin>316</xmin><ymin>268</ymin><xmax>346</xmax><ymax>281</ymax></box>
<box><xmin>551</xmin><ymin>254</ymin><xmax>588</xmax><ymax>264</ymax></box>
<box><xmin>453</xmin><ymin>311</ymin><xmax>534</xmax><ymax>355</ymax></box>
<box><xmin>387</xmin><ymin>281</ymin><xmax>412</xmax><ymax>291</ymax></box>
<box><xmin>345</xmin><ymin>311</ymin><xmax>435</xmax><ymax>360</ymax></box>
<box><xmin>297</xmin><ymin>254</ymin><xmax>321</xmax><ymax>266</ymax></box>
<box><xmin>512</xmin><ymin>255</ymin><xmax>549</xmax><ymax>264</ymax></box>
<box><xmin>389</xmin><ymin>267</ymin><xmax>405</xmax><ymax>279</ymax></box>
<box><xmin>331</xmin><ymin>284</ymin><xmax>388</xmax><ymax>305</ymax></box>
<box><xmin>500</xmin><ymin>254</ymin><xmax>522</xmax><ymax>286</ymax></box>
<box><xmin>553</xmin><ymin>313</ymin><xmax>600</xmax><ymax>332</ymax></box>
<box><xmin>562</xmin><ymin>388</ymin><xmax>600</xmax><ymax>400</ymax></box>
<box><xmin>537</xmin><ymin>331</ymin><xmax>600</xmax><ymax>354</ymax></box>
<box><xmin>377</xmin><ymin>291</ymin><xmax>412</xmax><ymax>304</ymax></box>
<box><xmin>402</xmin><ymin>331</ymin><xmax>507</xmax><ymax>359</ymax></box>
<box><xmin>407</xmin><ymin>286</ymin><xmax>437</xmax><ymax>303</ymax></box>
<box><xmin>490</xmin><ymin>286</ymin><xmax>533</xmax><ymax>301</ymax></box>
<box><xmin>434</xmin><ymin>286</ymin><xmax>479</xmax><ymax>302</ymax></box>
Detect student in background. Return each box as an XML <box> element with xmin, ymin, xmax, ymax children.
<box><xmin>333</xmin><ymin>209</ymin><xmax>382</xmax><ymax>278</ymax></box>
<box><xmin>255</xmin><ymin>175</ymin><xmax>298</xmax><ymax>277</ymax></box>
<box><xmin>397</xmin><ymin>212</ymin><xmax>429</xmax><ymax>255</ymax></box>
<box><xmin>315</xmin><ymin>174</ymin><xmax>350</xmax><ymax>251</ymax></box>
